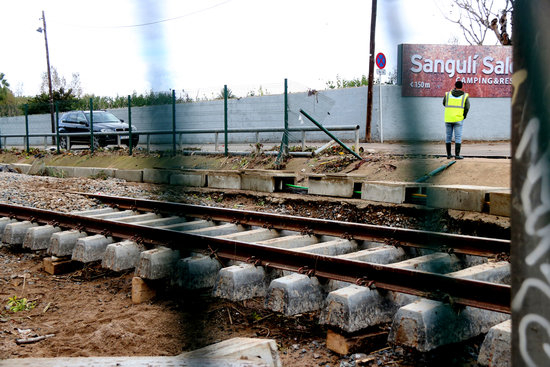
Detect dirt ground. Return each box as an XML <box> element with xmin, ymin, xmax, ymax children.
<box><xmin>0</xmin><ymin>148</ymin><xmax>511</xmax><ymax>366</ymax></box>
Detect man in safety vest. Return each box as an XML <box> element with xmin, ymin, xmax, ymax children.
<box><xmin>442</xmin><ymin>80</ymin><xmax>470</xmax><ymax>159</ymax></box>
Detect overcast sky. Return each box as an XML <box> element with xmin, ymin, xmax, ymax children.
<box><xmin>1</xmin><ymin>0</ymin><xmax>503</xmax><ymax>98</ymax></box>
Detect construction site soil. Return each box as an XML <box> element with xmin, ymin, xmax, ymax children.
<box><xmin>0</xmin><ymin>148</ymin><xmax>511</xmax><ymax>366</ymax></box>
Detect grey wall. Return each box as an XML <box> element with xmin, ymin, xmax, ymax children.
<box><xmin>0</xmin><ymin>86</ymin><xmax>511</xmax><ymax>147</ymax></box>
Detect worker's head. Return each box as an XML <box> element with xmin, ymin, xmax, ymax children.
<box><xmin>455</xmin><ymin>80</ymin><xmax>463</xmax><ymax>89</ymax></box>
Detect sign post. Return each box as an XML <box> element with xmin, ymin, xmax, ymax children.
<box><xmin>376</xmin><ymin>53</ymin><xmax>386</xmax><ymax>143</ymax></box>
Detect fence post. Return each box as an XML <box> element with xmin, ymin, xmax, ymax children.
<box><xmin>284</xmin><ymin>78</ymin><xmax>289</xmax><ymax>155</ymax></box>
<box><xmin>128</xmin><ymin>95</ymin><xmax>133</xmax><ymax>155</ymax></box>
<box><xmin>55</xmin><ymin>102</ymin><xmax>60</xmax><ymax>153</ymax></box>
<box><xmin>89</xmin><ymin>98</ymin><xmax>94</xmax><ymax>154</ymax></box>
<box><xmin>224</xmin><ymin>85</ymin><xmax>228</xmax><ymax>157</ymax></box>
<box><xmin>301</xmin><ymin>130</ymin><xmax>306</xmax><ymax>151</ymax></box>
<box><xmin>172</xmin><ymin>89</ymin><xmax>176</xmax><ymax>155</ymax></box>
<box><xmin>24</xmin><ymin>104</ymin><xmax>29</xmax><ymax>153</ymax></box>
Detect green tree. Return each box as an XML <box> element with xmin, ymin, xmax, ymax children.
<box><xmin>27</xmin><ymin>87</ymin><xmax>78</xmax><ymax>114</ymax></box>
<box><xmin>0</xmin><ymin>73</ymin><xmax>17</xmax><ymax>116</ymax></box>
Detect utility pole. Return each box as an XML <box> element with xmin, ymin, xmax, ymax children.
<box><xmin>38</xmin><ymin>10</ymin><xmax>55</xmax><ymax>141</ymax></box>
<box><xmin>365</xmin><ymin>0</ymin><xmax>377</xmax><ymax>142</ymax></box>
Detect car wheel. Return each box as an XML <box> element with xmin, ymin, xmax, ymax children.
<box><xmin>59</xmin><ymin>136</ymin><xmax>69</xmax><ymax>150</ymax></box>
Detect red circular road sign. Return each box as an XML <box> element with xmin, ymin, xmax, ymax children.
<box><xmin>376</xmin><ymin>52</ymin><xmax>386</xmax><ymax>69</ymax></box>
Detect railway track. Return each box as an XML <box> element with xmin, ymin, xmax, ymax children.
<box><xmin>0</xmin><ymin>193</ymin><xmax>511</xmax><ymax>358</ymax></box>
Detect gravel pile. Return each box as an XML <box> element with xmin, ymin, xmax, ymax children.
<box><xmin>0</xmin><ymin>173</ymin><xmax>160</xmax><ymax>212</ymax></box>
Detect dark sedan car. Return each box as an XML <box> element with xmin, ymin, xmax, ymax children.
<box><xmin>58</xmin><ymin>110</ymin><xmax>139</xmax><ymax>149</ymax></box>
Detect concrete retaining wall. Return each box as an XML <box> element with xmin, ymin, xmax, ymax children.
<box><xmin>0</xmin><ymin>86</ymin><xmax>510</xmax><ymax>145</ymax></box>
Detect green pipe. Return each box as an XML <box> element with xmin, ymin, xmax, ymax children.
<box><xmin>299</xmin><ymin>109</ymin><xmax>362</xmax><ymax>160</ymax></box>
<box><xmin>415</xmin><ymin>160</ymin><xmax>456</xmax><ymax>183</ymax></box>
<box><xmin>285</xmin><ymin>183</ymin><xmax>308</xmax><ymax>190</ymax></box>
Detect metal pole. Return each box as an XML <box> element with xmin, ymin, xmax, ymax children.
<box><xmin>365</xmin><ymin>0</ymin><xmax>377</xmax><ymax>142</ymax></box>
<box><xmin>224</xmin><ymin>85</ymin><xmax>228</xmax><ymax>157</ymax></box>
<box><xmin>89</xmin><ymin>98</ymin><xmax>94</xmax><ymax>154</ymax></box>
<box><xmin>128</xmin><ymin>95</ymin><xmax>133</xmax><ymax>155</ymax></box>
<box><xmin>24</xmin><ymin>104</ymin><xmax>29</xmax><ymax>153</ymax></box>
<box><xmin>55</xmin><ymin>102</ymin><xmax>60</xmax><ymax>153</ymax></box>
<box><xmin>300</xmin><ymin>109</ymin><xmax>362</xmax><ymax>160</ymax></box>
<box><xmin>284</xmin><ymin>78</ymin><xmax>289</xmax><ymax>155</ymax></box>
<box><xmin>172</xmin><ymin>89</ymin><xmax>176</xmax><ymax>155</ymax></box>
<box><xmin>40</xmin><ymin>11</ymin><xmax>55</xmax><ymax>144</ymax></box>
<box><xmin>379</xmin><ymin>80</ymin><xmax>383</xmax><ymax>143</ymax></box>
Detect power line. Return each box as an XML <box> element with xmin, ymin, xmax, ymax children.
<box><xmin>56</xmin><ymin>0</ymin><xmax>233</xmax><ymax>29</ymax></box>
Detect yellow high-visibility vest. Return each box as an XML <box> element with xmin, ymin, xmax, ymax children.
<box><xmin>444</xmin><ymin>91</ymin><xmax>469</xmax><ymax>123</ymax></box>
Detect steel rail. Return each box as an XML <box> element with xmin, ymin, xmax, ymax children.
<box><xmin>0</xmin><ymin>202</ymin><xmax>510</xmax><ymax>313</ymax></box>
<box><xmin>82</xmin><ymin>193</ymin><xmax>510</xmax><ymax>257</ymax></box>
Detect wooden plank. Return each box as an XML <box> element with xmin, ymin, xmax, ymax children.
<box><xmin>326</xmin><ymin>328</ymin><xmax>388</xmax><ymax>355</ymax></box>
<box><xmin>43</xmin><ymin>256</ymin><xmax>81</xmax><ymax>275</ymax></box>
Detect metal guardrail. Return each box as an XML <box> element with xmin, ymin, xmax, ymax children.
<box><xmin>0</xmin><ymin>125</ymin><xmax>361</xmax><ymax>154</ymax></box>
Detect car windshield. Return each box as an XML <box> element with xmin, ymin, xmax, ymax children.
<box><xmin>84</xmin><ymin>112</ymin><xmax>120</xmax><ymax>123</ymax></box>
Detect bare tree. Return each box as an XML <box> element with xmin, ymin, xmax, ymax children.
<box><xmin>442</xmin><ymin>0</ymin><xmax>513</xmax><ymax>45</ymax></box>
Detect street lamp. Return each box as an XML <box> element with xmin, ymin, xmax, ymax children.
<box><xmin>37</xmin><ymin>10</ymin><xmax>55</xmax><ymax>142</ymax></box>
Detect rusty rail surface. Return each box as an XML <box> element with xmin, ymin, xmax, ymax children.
<box><xmin>82</xmin><ymin>192</ymin><xmax>510</xmax><ymax>257</ymax></box>
<box><xmin>0</xmin><ymin>200</ymin><xmax>510</xmax><ymax>313</ymax></box>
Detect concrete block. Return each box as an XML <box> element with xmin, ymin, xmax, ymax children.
<box><xmin>389</xmin><ymin>252</ymin><xmax>466</xmax><ymax>274</ymax></box>
<box><xmin>28</xmin><ymin>160</ymin><xmax>46</xmax><ymax>175</ymax></box>
<box><xmin>136</xmin><ymin>246</ymin><xmax>180</xmax><ymax>280</ymax></box>
<box><xmin>257</xmin><ymin>234</ymin><xmax>319</xmax><ymax>249</ymax></box>
<box><xmin>170</xmin><ymin>172</ymin><xmax>206</xmax><ymax>187</ymax></box>
<box><xmin>478</xmin><ymin>319</ymin><xmax>511</xmax><ymax>367</ymax></box>
<box><xmin>2</xmin><ymin>221</ymin><xmax>38</xmax><ymax>245</ymax></box>
<box><xmin>241</xmin><ymin>171</ymin><xmax>276</xmax><ymax>192</ymax></box>
<box><xmin>48</xmin><ymin>230</ymin><xmax>88</xmax><ymax>256</ymax></box>
<box><xmin>134</xmin><ymin>216</ymin><xmax>185</xmax><ymax>227</ymax></box>
<box><xmin>297</xmin><ymin>239</ymin><xmax>357</xmax><ymax>256</ymax></box>
<box><xmin>183</xmin><ymin>337</ymin><xmax>282</xmax><ymax>367</ymax></box>
<box><xmin>265</xmin><ymin>273</ymin><xmax>325</xmax><ymax>316</ymax></box>
<box><xmin>72</xmin><ymin>166</ymin><xmax>95</xmax><ymax>178</ymax></box>
<box><xmin>23</xmin><ymin>225</ymin><xmax>62</xmax><ymax>250</ymax></box>
<box><xmin>0</xmin><ymin>218</ymin><xmax>17</xmax><ymax>238</ymax></box>
<box><xmin>53</xmin><ymin>166</ymin><xmax>75</xmax><ymax>177</ymax></box>
<box><xmin>162</xmin><ymin>219</ymin><xmax>214</xmax><ymax>231</ymax></box>
<box><xmin>208</xmin><ymin>171</ymin><xmax>241</xmax><ymax>190</ymax></box>
<box><xmin>187</xmin><ymin>223</ymin><xmax>243</xmax><ymax>237</ymax></box>
<box><xmin>218</xmin><ymin>228</ymin><xmax>279</xmax><ymax>243</ymax></box>
<box><xmin>426</xmin><ymin>185</ymin><xmax>506</xmax><ymax>212</ymax></box>
<box><xmin>173</xmin><ymin>253</ymin><xmax>222</xmax><ymax>289</ymax></box>
<box><xmin>102</xmin><ymin>240</ymin><xmax>144</xmax><ymax>271</ymax></box>
<box><xmin>8</xmin><ymin>163</ymin><xmax>31</xmax><ymax>174</ymax></box>
<box><xmin>143</xmin><ymin>168</ymin><xmax>174</xmax><ymax>184</ymax></box>
<box><xmin>113</xmin><ymin>212</ymin><xmax>160</xmax><ymax>223</ymax></box>
<box><xmin>91</xmin><ymin>168</ymin><xmax>116</xmax><ymax>178</ymax></box>
<box><xmin>388</xmin><ymin>262</ymin><xmax>511</xmax><ymax>352</ymax></box>
<box><xmin>114</xmin><ymin>169</ymin><xmax>143</xmax><ymax>182</ymax></box>
<box><xmin>72</xmin><ymin>234</ymin><xmax>115</xmax><ymax>262</ymax></box>
<box><xmin>71</xmin><ymin>207</ymin><xmax>115</xmax><ymax>216</ymax></box>
<box><xmin>307</xmin><ymin>174</ymin><xmax>354</xmax><ymax>198</ymax></box>
<box><xmin>213</xmin><ymin>264</ymin><xmax>268</xmax><ymax>300</ymax></box>
<box><xmin>489</xmin><ymin>190</ymin><xmax>511</xmax><ymax>217</ymax></box>
<box><xmin>361</xmin><ymin>181</ymin><xmax>408</xmax><ymax>204</ymax></box>
<box><xmin>89</xmin><ymin>210</ymin><xmax>137</xmax><ymax>220</ymax></box>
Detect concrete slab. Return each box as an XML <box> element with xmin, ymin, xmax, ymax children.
<box><xmin>90</xmin><ymin>210</ymin><xmax>137</xmax><ymax>220</ymax></box>
<box><xmin>133</xmin><ymin>216</ymin><xmax>185</xmax><ymax>227</ymax></box>
<box><xmin>170</xmin><ymin>172</ymin><xmax>207</xmax><ymax>187</ymax></box>
<box><xmin>488</xmin><ymin>190</ymin><xmax>511</xmax><ymax>217</ymax></box>
<box><xmin>71</xmin><ymin>207</ymin><xmax>115</xmax><ymax>216</ymax></box>
<box><xmin>48</xmin><ymin>230</ymin><xmax>88</xmax><ymax>256</ymax></box>
<box><xmin>162</xmin><ymin>219</ymin><xmax>214</xmax><ymax>231</ymax></box>
<box><xmin>102</xmin><ymin>240</ymin><xmax>144</xmax><ymax>271</ymax></box>
<box><xmin>307</xmin><ymin>174</ymin><xmax>354</xmax><ymax>198</ymax></box>
<box><xmin>0</xmin><ymin>217</ymin><xmax>17</xmax><ymax>241</ymax></box>
<box><xmin>2</xmin><ymin>221</ymin><xmax>38</xmax><ymax>245</ymax></box>
<box><xmin>296</xmin><ymin>239</ymin><xmax>357</xmax><ymax>256</ymax></box>
<box><xmin>8</xmin><ymin>163</ymin><xmax>31</xmax><ymax>174</ymax></box>
<box><xmin>388</xmin><ymin>262</ymin><xmax>511</xmax><ymax>352</ymax></box>
<box><xmin>213</xmin><ymin>264</ymin><xmax>268</xmax><ymax>301</ymax></box>
<box><xmin>208</xmin><ymin>171</ymin><xmax>241</xmax><ymax>190</ymax></box>
<box><xmin>173</xmin><ymin>253</ymin><xmax>222</xmax><ymax>289</ymax></box>
<box><xmin>257</xmin><ymin>234</ymin><xmax>320</xmax><ymax>249</ymax></box>
<box><xmin>187</xmin><ymin>223</ymin><xmax>244</xmax><ymax>237</ymax></box>
<box><xmin>361</xmin><ymin>181</ymin><xmax>413</xmax><ymax>204</ymax></box>
<box><xmin>135</xmin><ymin>246</ymin><xmax>180</xmax><ymax>279</ymax></box>
<box><xmin>113</xmin><ymin>213</ymin><xmax>160</xmax><ymax>223</ymax></box>
<box><xmin>143</xmin><ymin>168</ymin><xmax>174</xmax><ymax>184</ymax></box>
<box><xmin>72</xmin><ymin>234</ymin><xmax>115</xmax><ymax>262</ymax></box>
<box><xmin>52</xmin><ymin>166</ymin><xmax>75</xmax><ymax>177</ymax></box>
<box><xmin>477</xmin><ymin>319</ymin><xmax>511</xmax><ymax>367</ymax></box>
<box><xmin>115</xmin><ymin>169</ymin><xmax>143</xmax><ymax>182</ymax></box>
<box><xmin>0</xmin><ymin>337</ymin><xmax>281</xmax><ymax>367</ymax></box>
<box><xmin>23</xmin><ymin>225</ymin><xmax>61</xmax><ymax>250</ymax></box>
<box><xmin>426</xmin><ymin>185</ymin><xmax>507</xmax><ymax>212</ymax></box>
<box><xmin>72</xmin><ymin>166</ymin><xmax>95</xmax><ymax>178</ymax></box>
<box><xmin>265</xmin><ymin>273</ymin><xmax>325</xmax><ymax>316</ymax></box>
<box><xmin>218</xmin><ymin>228</ymin><xmax>279</xmax><ymax>243</ymax></box>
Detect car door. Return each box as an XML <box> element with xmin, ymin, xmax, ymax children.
<box><xmin>73</xmin><ymin>112</ymin><xmax>90</xmax><ymax>144</ymax></box>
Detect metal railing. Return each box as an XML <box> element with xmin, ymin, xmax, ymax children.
<box><xmin>0</xmin><ymin>125</ymin><xmax>360</xmax><ymax>154</ymax></box>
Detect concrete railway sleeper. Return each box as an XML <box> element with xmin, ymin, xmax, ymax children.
<box><xmin>0</xmin><ymin>199</ymin><xmax>511</xmax><ymax>363</ymax></box>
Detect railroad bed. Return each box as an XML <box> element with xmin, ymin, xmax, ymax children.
<box><xmin>0</xmin><ymin>194</ymin><xmax>511</xmax><ymax>366</ymax></box>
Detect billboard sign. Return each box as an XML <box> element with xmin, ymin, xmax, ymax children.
<box><xmin>399</xmin><ymin>44</ymin><xmax>513</xmax><ymax>97</ymax></box>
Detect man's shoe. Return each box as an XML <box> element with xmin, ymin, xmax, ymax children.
<box><xmin>446</xmin><ymin>143</ymin><xmax>452</xmax><ymax>159</ymax></box>
<box><xmin>455</xmin><ymin>143</ymin><xmax>463</xmax><ymax>159</ymax></box>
